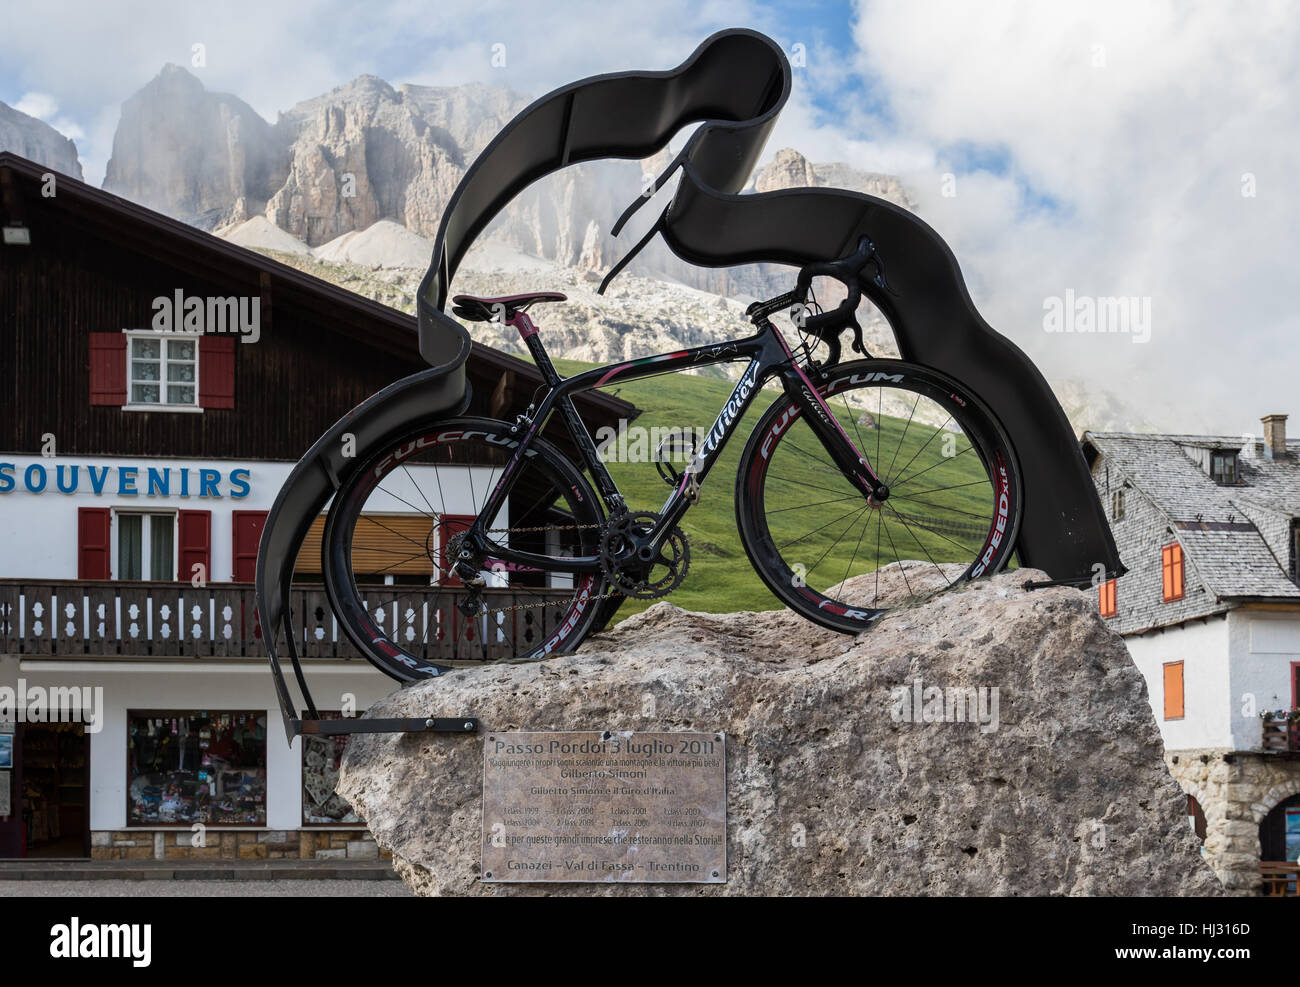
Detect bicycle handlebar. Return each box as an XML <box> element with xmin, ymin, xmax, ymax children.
<box><xmin>793</xmin><ymin>235</ymin><xmax>877</xmax><ymax>354</ymax></box>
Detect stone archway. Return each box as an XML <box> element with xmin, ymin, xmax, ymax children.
<box><xmin>1163</xmin><ymin>760</ymin><xmax>1224</xmax><ymax>858</ymax></box>
<box><xmin>1253</xmin><ymin>785</ymin><xmax>1300</xmax><ymax>864</ymax></box>
<box><xmin>1170</xmin><ymin>776</ymin><xmax>1213</xmax><ymax>842</ymax></box>
<box><xmin>1248</xmin><ymin>781</ymin><xmax>1300</xmax><ymax>826</ymax></box>
<box><xmin>1163</xmin><ymin>751</ymin><xmax>1300</xmax><ymax>894</ymax></box>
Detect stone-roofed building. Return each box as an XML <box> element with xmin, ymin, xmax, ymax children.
<box><xmin>1082</xmin><ymin>416</ymin><xmax>1300</xmax><ymax>894</ymax></box>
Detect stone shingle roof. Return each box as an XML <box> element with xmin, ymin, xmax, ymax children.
<box><xmin>1084</xmin><ymin>431</ymin><xmax>1300</xmax><ymax>601</ymax></box>
<box><xmin>1173</xmin><ymin>527</ymin><xmax>1298</xmax><ymax>599</ymax></box>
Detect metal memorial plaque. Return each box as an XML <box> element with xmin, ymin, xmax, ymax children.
<box><xmin>481</xmin><ymin>731</ymin><xmax>726</xmax><ymax>883</ymax></box>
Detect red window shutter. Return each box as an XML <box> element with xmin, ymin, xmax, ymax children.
<box><xmin>198</xmin><ymin>335</ymin><xmax>236</xmax><ymax>409</ymax></box>
<box><xmin>177</xmin><ymin>510</ymin><xmax>212</xmax><ymax>583</ymax></box>
<box><xmin>89</xmin><ymin>333</ymin><xmax>127</xmax><ymax>406</ymax></box>
<box><xmin>77</xmin><ymin>507</ymin><xmax>112</xmax><ymax>579</ymax></box>
<box><xmin>232</xmin><ymin>510</ymin><xmax>269</xmax><ymax>583</ymax></box>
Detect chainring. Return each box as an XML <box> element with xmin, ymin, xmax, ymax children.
<box><xmin>598</xmin><ymin>510</ymin><xmax>690</xmax><ymax>600</ymax></box>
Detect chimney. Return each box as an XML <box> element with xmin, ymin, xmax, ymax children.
<box><xmin>1261</xmin><ymin>413</ymin><xmax>1288</xmax><ymax>459</ymax></box>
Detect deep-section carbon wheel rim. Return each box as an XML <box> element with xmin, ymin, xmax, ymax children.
<box><xmin>323</xmin><ymin>417</ymin><xmax>606</xmax><ymax>681</ymax></box>
<box><xmin>736</xmin><ymin>360</ymin><xmax>1022</xmax><ymax>634</ymax></box>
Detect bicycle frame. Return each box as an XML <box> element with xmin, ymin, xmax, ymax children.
<box><xmin>461</xmin><ymin>304</ymin><xmax>889</xmax><ymax>574</ymax></box>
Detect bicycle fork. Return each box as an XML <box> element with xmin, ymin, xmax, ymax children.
<box><xmin>771</xmin><ymin>333</ymin><xmax>890</xmax><ymax>506</ymax></box>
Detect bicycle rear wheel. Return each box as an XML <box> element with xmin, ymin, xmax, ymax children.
<box><xmin>322</xmin><ymin>417</ymin><xmax>608</xmax><ymax>681</ymax></box>
<box><xmin>735</xmin><ymin>359</ymin><xmax>1021</xmax><ymax>633</ymax></box>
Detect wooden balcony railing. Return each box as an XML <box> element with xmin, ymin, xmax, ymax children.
<box><xmin>1261</xmin><ymin>718</ymin><xmax>1300</xmax><ymax>753</ymax></box>
<box><xmin>0</xmin><ymin>579</ymin><xmax>575</xmax><ymax>662</ymax></box>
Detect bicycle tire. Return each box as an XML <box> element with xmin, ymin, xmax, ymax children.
<box><xmin>322</xmin><ymin>417</ymin><xmax>609</xmax><ymax>681</ymax></box>
<box><xmin>735</xmin><ymin>359</ymin><xmax>1022</xmax><ymax>633</ymax></box>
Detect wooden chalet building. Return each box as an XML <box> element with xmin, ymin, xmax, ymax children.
<box><xmin>0</xmin><ymin>151</ymin><xmax>634</xmax><ymax>861</ymax></box>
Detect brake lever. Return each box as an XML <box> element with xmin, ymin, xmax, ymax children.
<box><xmin>848</xmin><ymin>318</ymin><xmax>867</xmax><ymax>356</ymax></box>
<box><xmin>866</xmin><ymin>253</ymin><xmax>899</xmax><ymax>298</ymax></box>
<box><xmin>821</xmin><ymin>333</ymin><xmax>841</xmax><ymax>368</ymax></box>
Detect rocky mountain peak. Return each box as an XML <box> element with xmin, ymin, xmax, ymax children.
<box><xmin>0</xmin><ymin>101</ymin><xmax>83</xmax><ymax>179</ymax></box>
<box><xmin>754</xmin><ymin>146</ymin><xmax>819</xmax><ymax>191</ymax></box>
<box><xmin>103</xmin><ymin>64</ymin><xmax>282</xmax><ymax>228</ymax></box>
<box><xmin>754</xmin><ymin>145</ymin><xmax>916</xmax><ymax>212</ymax></box>
<box><xmin>153</xmin><ymin>63</ymin><xmax>206</xmax><ymax>89</ymax></box>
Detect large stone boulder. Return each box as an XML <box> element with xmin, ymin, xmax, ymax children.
<box><xmin>336</xmin><ymin>569</ymin><xmax>1222</xmax><ymax>896</ymax></box>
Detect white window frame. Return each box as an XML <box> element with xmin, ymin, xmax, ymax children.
<box><xmin>112</xmin><ymin>508</ymin><xmax>179</xmax><ymax>582</ymax></box>
<box><xmin>121</xmin><ymin>329</ymin><xmax>203</xmax><ymax>413</ymax></box>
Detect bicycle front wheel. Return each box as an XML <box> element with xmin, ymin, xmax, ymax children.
<box><xmin>322</xmin><ymin>417</ymin><xmax>609</xmax><ymax>681</ymax></box>
<box><xmin>735</xmin><ymin>359</ymin><xmax>1021</xmax><ymax>633</ymax></box>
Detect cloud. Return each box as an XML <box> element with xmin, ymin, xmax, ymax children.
<box><xmin>11</xmin><ymin>90</ymin><xmax>87</xmax><ymax>145</ymax></box>
<box><xmin>848</xmin><ymin>0</ymin><xmax>1300</xmax><ymax>432</ymax></box>
<box><xmin>0</xmin><ymin>0</ymin><xmax>770</xmax><ymax>184</ymax></box>
<box><xmin>1</xmin><ymin>1</ymin><xmax>1292</xmax><ymax>433</ymax></box>
<box><xmin>15</xmin><ymin>91</ymin><xmax>60</xmax><ymax>119</ymax></box>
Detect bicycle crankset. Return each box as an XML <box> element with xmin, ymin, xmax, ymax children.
<box><xmin>598</xmin><ymin>510</ymin><xmax>690</xmax><ymax>600</ymax></box>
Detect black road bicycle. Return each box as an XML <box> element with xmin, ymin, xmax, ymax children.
<box><xmin>321</xmin><ymin>237</ymin><xmax>1023</xmax><ymax>682</ymax></box>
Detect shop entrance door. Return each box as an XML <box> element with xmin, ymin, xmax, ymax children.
<box><xmin>18</xmin><ymin>722</ymin><xmax>90</xmax><ymax>858</ymax></box>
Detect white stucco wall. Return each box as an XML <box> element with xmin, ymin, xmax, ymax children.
<box><xmin>1228</xmin><ymin>610</ymin><xmax>1300</xmax><ymax>749</ymax></box>
<box><xmin>1124</xmin><ymin>614</ymin><xmax>1232</xmax><ymax>749</ymax></box>
<box><xmin>1125</xmin><ymin>609</ymin><xmax>1300</xmax><ymax>752</ymax></box>
<box><xmin>16</xmin><ymin>658</ymin><xmax>397</xmax><ymax>831</ymax></box>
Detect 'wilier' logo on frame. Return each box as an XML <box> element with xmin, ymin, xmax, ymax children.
<box><xmin>0</xmin><ymin>679</ymin><xmax>104</xmax><ymax>733</ymax></box>
<box><xmin>889</xmin><ymin>678</ymin><xmax>1000</xmax><ymax>734</ymax></box>
<box><xmin>151</xmin><ymin>290</ymin><xmax>261</xmax><ymax>344</ymax></box>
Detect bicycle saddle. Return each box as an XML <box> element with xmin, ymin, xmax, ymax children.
<box><xmin>451</xmin><ymin>292</ymin><xmax>567</xmax><ymax>322</ymax></box>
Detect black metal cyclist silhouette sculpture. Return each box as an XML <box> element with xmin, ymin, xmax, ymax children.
<box><xmin>257</xmin><ymin>28</ymin><xmax>1123</xmax><ymax>742</ymax></box>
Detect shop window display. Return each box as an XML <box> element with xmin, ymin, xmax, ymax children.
<box><xmin>302</xmin><ymin>711</ymin><xmax>362</xmax><ymax>825</ymax></box>
<box><xmin>128</xmin><ymin>712</ymin><xmax>267</xmax><ymax>825</ymax></box>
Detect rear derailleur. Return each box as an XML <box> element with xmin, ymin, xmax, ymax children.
<box><xmin>445</xmin><ymin>530</ymin><xmax>489</xmax><ymax>617</ymax></box>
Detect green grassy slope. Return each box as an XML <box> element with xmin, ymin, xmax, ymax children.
<box><xmin>551</xmin><ymin>358</ymin><xmax>995</xmax><ymax>619</ymax></box>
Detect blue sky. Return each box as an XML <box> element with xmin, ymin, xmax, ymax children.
<box><xmin>2</xmin><ymin>0</ymin><xmax>1298</xmax><ymax>432</ymax></box>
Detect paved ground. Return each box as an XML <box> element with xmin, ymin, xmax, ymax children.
<box><xmin>0</xmin><ymin>879</ymin><xmax>413</xmax><ymax>896</ymax></box>
<box><xmin>0</xmin><ymin>859</ymin><xmax>400</xmax><ymax>881</ymax></box>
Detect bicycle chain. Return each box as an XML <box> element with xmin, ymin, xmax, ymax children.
<box><xmin>445</xmin><ymin>520</ymin><xmax>615</xmax><ymax>615</ymax></box>
<box><xmin>444</xmin><ymin>514</ymin><xmax>686</xmax><ymax>613</ymax></box>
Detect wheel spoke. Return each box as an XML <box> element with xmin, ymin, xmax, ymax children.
<box><xmin>766</xmin><ymin>494</ymin><xmax>863</xmax><ymax>514</ymax></box>
<box><xmin>884</xmin><ymin>505</ymin><xmax>954</xmax><ymax>588</ymax></box>
<box><xmin>767</xmin><ymin>473</ymin><xmax>864</xmax><ymax>498</ymax></box>
<box><xmin>878</xmin><ymin>512</ymin><xmax>914</xmax><ymax>598</ymax></box>
<box><xmin>400</xmin><ymin>464</ymin><xmax>438</xmax><ymax>519</ymax></box>
<box><xmin>888</xmin><ymin>416</ymin><xmax>952</xmax><ymax>484</ymax></box>
<box><xmin>806</xmin><ymin>506</ymin><xmax>871</xmax><ymax>578</ymax></box>
<box><xmin>775</xmin><ymin>504</ymin><xmax>876</xmax><ymax>552</ymax></box>
<box><xmin>887</xmin><ymin>494</ymin><xmax>993</xmax><ymax>522</ymax></box>
<box><xmin>892</xmin><ymin>444</ymin><xmax>975</xmax><ymax>489</ymax></box>
<box><xmin>883</xmin><ymin>393</ymin><xmax>922</xmax><ymax>482</ymax></box>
